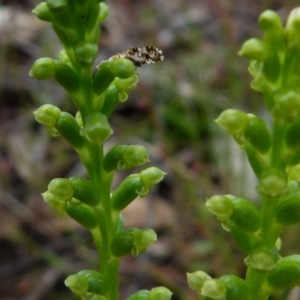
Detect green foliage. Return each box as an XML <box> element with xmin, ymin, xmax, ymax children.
<box><xmin>191</xmin><ymin>7</ymin><xmax>300</xmax><ymax>300</ymax></box>
<box><xmin>29</xmin><ymin>1</ymin><xmax>300</xmax><ymax>299</ymax></box>
<box><xmin>30</xmin><ymin>1</ymin><xmax>168</xmax><ymax>299</ymax></box>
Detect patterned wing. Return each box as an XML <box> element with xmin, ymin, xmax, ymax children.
<box><xmin>96</xmin><ymin>46</ymin><xmax>164</xmax><ymax>69</ymax></box>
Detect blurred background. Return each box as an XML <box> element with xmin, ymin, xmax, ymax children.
<box><xmin>1</xmin><ymin>0</ymin><xmax>300</xmax><ymax>299</ymax></box>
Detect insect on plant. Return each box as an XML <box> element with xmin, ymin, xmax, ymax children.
<box><xmin>96</xmin><ymin>46</ymin><xmax>165</xmax><ymax>69</ymax></box>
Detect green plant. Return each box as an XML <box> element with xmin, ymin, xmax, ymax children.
<box><xmin>187</xmin><ymin>8</ymin><xmax>300</xmax><ymax>300</ymax></box>
<box><xmin>29</xmin><ymin>1</ymin><xmax>171</xmax><ymax>300</ymax></box>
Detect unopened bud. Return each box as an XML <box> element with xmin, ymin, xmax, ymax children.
<box><xmin>215</xmin><ymin>109</ymin><xmax>249</xmax><ymax>135</ymax></box>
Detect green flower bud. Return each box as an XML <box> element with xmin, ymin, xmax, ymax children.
<box><xmin>219</xmin><ymin>275</ymin><xmax>249</xmax><ymax>300</ymax></box>
<box><xmin>139</xmin><ymin>167</ymin><xmax>166</xmax><ymax>188</ymax></box>
<box><xmin>69</xmin><ymin>177</ymin><xmax>99</xmax><ymax>206</ymax></box>
<box><xmin>274</xmin><ymin>89</ymin><xmax>300</xmax><ymax>120</ymax></box>
<box><xmin>84</xmin><ymin>113</ymin><xmax>112</xmax><ymax>144</ymax></box>
<box><xmin>33</xmin><ymin>104</ymin><xmax>61</xmax><ymax>127</ymax></box>
<box><xmin>248</xmin><ymin>60</ymin><xmax>262</xmax><ymax>77</ymax></box>
<box><xmin>46</xmin><ymin>0</ymin><xmax>68</xmax><ymax>10</ymax></box>
<box><xmin>244</xmin><ymin>114</ymin><xmax>271</xmax><ymax>153</ymax></box>
<box><xmin>113</xmin><ymin>74</ymin><xmax>139</xmax><ymax>92</ymax></box>
<box><xmin>288</xmin><ymin>165</ymin><xmax>300</xmax><ymax>181</ymax></box>
<box><xmin>103</xmin><ymin>145</ymin><xmax>128</xmax><ymax>172</ymax></box>
<box><xmin>250</xmin><ymin>75</ymin><xmax>264</xmax><ymax>92</ymax></box>
<box><xmin>259</xmin><ymin>10</ymin><xmax>284</xmax><ymax>49</ymax></box>
<box><xmin>47</xmin><ymin>0</ymin><xmax>75</xmax><ymax>31</ymax></box>
<box><xmin>66</xmin><ymin>201</ymin><xmax>98</xmax><ymax>229</ymax></box>
<box><xmin>201</xmin><ymin>279</ymin><xmax>227</xmax><ymax>300</ymax></box>
<box><xmin>268</xmin><ymin>255</ymin><xmax>300</xmax><ymax>289</ymax></box>
<box><xmin>93</xmin><ymin>61</ymin><xmax>115</xmax><ymax>96</ymax></box>
<box><xmin>275</xmin><ymin>192</ymin><xmax>300</xmax><ymax>225</ymax></box>
<box><xmin>258</xmin><ymin>171</ymin><xmax>287</xmax><ymax>197</ymax></box>
<box><xmin>125</xmin><ymin>290</ymin><xmax>150</xmax><ymax>300</ymax></box>
<box><xmin>244</xmin><ymin>143</ymin><xmax>263</xmax><ymax>178</ymax></box>
<box><xmin>262</xmin><ymin>54</ymin><xmax>281</xmax><ymax>83</ymax></box>
<box><xmin>65</xmin><ymin>274</ymin><xmax>88</xmax><ymax>298</ymax></box>
<box><xmin>55</xmin><ymin>112</ymin><xmax>85</xmax><ymax>150</ymax></box>
<box><xmin>74</xmin><ymin>43</ymin><xmax>98</xmax><ymax>66</ymax></box>
<box><xmin>100</xmin><ymin>85</ymin><xmax>119</xmax><ymax>118</ymax></box>
<box><xmin>103</xmin><ymin>145</ymin><xmax>149</xmax><ymax>172</ymax></box>
<box><xmin>58</xmin><ymin>49</ymin><xmax>70</xmax><ymax>64</ymax></box>
<box><xmin>78</xmin><ymin>270</ymin><xmax>107</xmax><ymax>295</ymax></box>
<box><xmin>123</xmin><ymin>145</ymin><xmax>149</xmax><ymax>169</ymax></box>
<box><xmin>238</xmin><ymin>38</ymin><xmax>269</xmax><ymax>61</ymax></box>
<box><xmin>110</xmin><ymin>58</ymin><xmax>136</xmax><ymax>79</ymax></box>
<box><xmin>54</xmin><ymin>61</ymin><xmax>81</xmax><ymax>94</ymax></box>
<box><xmin>245</xmin><ymin>244</ymin><xmax>279</xmax><ymax>271</ymax></box>
<box><xmin>98</xmin><ymin>3</ymin><xmax>110</xmax><ymax>24</ymax></box>
<box><xmin>230</xmin><ymin>197</ymin><xmax>260</xmax><ymax>232</ymax></box>
<box><xmin>289</xmin><ymin>150</ymin><xmax>300</xmax><ymax>166</ymax></box>
<box><xmin>287</xmin><ymin>179</ymin><xmax>299</xmax><ymax>192</ymax></box>
<box><xmin>110</xmin><ymin>228</ymin><xmax>139</xmax><ymax>257</ymax></box>
<box><xmin>285</xmin><ymin>7</ymin><xmax>300</xmax><ymax>50</ymax></box>
<box><xmin>230</xmin><ymin>225</ymin><xmax>253</xmax><ymax>255</ymax></box>
<box><xmin>32</xmin><ymin>2</ymin><xmax>53</xmax><ymax>22</ymax></box>
<box><xmin>215</xmin><ymin>109</ymin><xmax>249</xmax><ymax>135</ymax></box>
<box><xmin>285</xmin><ymin>120</ymin><xmax>300</xmax><ymax>148</ymax></box>
<box><xmin>275</xmin><ymin>238</ymin><xmax>281</xmax><ymax>250</ymax></box>
<box><xmin>259</xmin><ymin>10</ymin><xmax>282</xmax><ymax>32</ymax></box>
<box><xmin>84</xmin><ymin>3</ymin><xmax>101</xmax><ymax>34</ymax></box>
<box><xmin>29</xmin><ymin>58</ymin><xmax>56</xmax><ymax>80</ymax></box>
<box><xmin>149</xmin><ymin>287</ymin><xmax>172</xmax><ymax>300</ymax></box>
<box><xmin>75</xmin><ymin>111</ymin><xmax>83</xmax><ymax>127</ymax></box>
<box><xmin>111</xmin><ymin>174</ymin><xmax>145</xmax><ymax>211</ymax></box>
<box><xmin>42</xmin><ymin>191</ymin><xmax>67</xmax><ymax>215</ymax></box>
<box><xmin>52</xmin><ymin>23</ymin><xmax>78</xmax><ymax>47</ymax></box>
<box><xmin>187</xmin><ymin>271</ymin><xmax>212</xmax><ymax>292</ymax></box>
<box><xmin>205</xmin><ymin>195</ymin><xmax>234</xmax><ymax>222</ymax></box>
<box><xmin>47</xmin><ymin>178</ymin><xmax>74</xmax><ymax>201</ymax></box>
<box><xmin>133</xmin><ymin>229</ymin><xmax>157</xmax><ymax>254</ymax></box>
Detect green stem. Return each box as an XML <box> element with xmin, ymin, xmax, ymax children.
<box><xmin>245</xmin><ymin>110</ymin><xmax>286</xmax><ymax>299</ymax></box>
<box><xmin>86</xmin><ymin>140</ymin><xmax>118</xmax><ymax>299</ymax></box>
<box><xmin>76</xmin><ymin>56</ymin><xmax>121</xmax><ymax>299</ymax></box>
<box><xmin>246</xmin><ymin>267</ymin><xmax>271</xmax><ymax>300</ymax></box>
<box><xmin>99</xmin><ymin>172</ymin><xmax>114</xmax><ymax>265</ymax></box>
<box><xmin>98</xmin><ymin>171</ymin><xmax>119</xmax><ymax>300</ymax></box>
<box><xmin>90</xmin><ymin>226</ymin><xmax>104</xmax><ymax>269</ymax></box>
<box><xmin>107</xmin><ymin>257</ymin><xmax>120</xmax><ymax>300</ymax></box>
<box><xmin>271</xmin><ymin>118</ymin><xmax>286</xmax><ymax>171</ymax></box>
<box><xmin>260</xmin><ymin>195</ymin><xmax>281</xmax><ymax>245</ymax></box>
